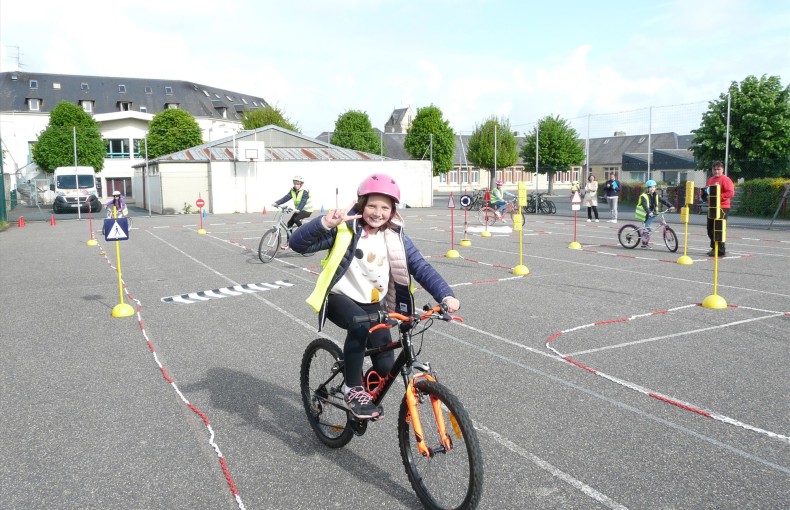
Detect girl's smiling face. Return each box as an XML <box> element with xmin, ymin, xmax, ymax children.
<box><xmin>361</xmin><ymin>193</ymin><xmax>394</xmax><ymax>231</ymax></box>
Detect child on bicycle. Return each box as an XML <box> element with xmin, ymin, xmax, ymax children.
<box><xmin>272</xmin><ymin>175</ymin><xmax>313</xmax><ymax>248</ymax></box>
<box><xmin>490</xmin><ymin>179</ymin><xmax>515</xmax><ymax>220</ymax></box>
<box><xmin>635</xmin><ymin>180</ymin><xmax>674</xmax><ymax>248</ymax></box>
<box><xmin>290</xmin><ymin>173</ymin><xmax>460</xmax><ymax>420</ymax></box>
<box><xmin>105</xmin><ymin>190</ymin><xmax>128</xmax><ymax>218</ymax></box>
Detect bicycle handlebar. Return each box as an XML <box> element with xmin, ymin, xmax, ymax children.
<box><xmin>351</xmin><ymin>303</ymin><xmax>463</xmax><ymax>331</ymax></box>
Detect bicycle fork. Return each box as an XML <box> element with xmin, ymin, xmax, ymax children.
<box><xmin>405</xmin><ymin>373</ymin><xmax>455</xmax><ymax>457</ymax></box>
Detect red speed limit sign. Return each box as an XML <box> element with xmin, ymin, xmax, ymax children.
<box><xmin>196</xmin><ymin>198</ymin><xmax>205</xmax><ymax>208</ymax></box>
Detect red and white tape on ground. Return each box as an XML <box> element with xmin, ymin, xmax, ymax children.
<box><xmin>546</xmin><ymin>303</ymin><xmax>790</xmax><ymax>444</ymax></box>
<box><xmin>97</xmin><ymin>242</ymin><xmax>247</xmax><ymax>510</ymax></box>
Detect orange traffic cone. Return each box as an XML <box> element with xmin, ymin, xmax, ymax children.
<box><xmin>18</xmin><ymin>216</ymin><xmax>26</xmax><ymax>227</ymax></box>
<box><xmin>50</xmin><ymin>214</ymin><xmax>57</xmax><ymax>226</ymax></box>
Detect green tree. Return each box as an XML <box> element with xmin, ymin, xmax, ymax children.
<box><xmin>520</xmin><ymin>115</ymin><xmax>585</xmax><ymax>194</ymax></box>
<box><xmin>466</xmin><ymin>116</ymin><xmax>518</xmax><ymax>188</ymax></box>
<box><xmin>32</xmin><ymin>101</ymin><xmax>105</xmax><ymax>173</ymax></box>
<box><xmin>241</xmin><ymin>104</ymin><xmax>300</xmax><ymax>132</ymax></box>
<box><xmin>403</xmin><ymin>105</ymin><xmax>455</xmax><ymax>175</ymax></box>
<box><xmin>691</xmin><ymin>74</ymin><xmax>790</xmax><ymax>179</ymax></box>
<box><xmin>330</xmin><ymin>110</ymin><xmax>383</xmax><ymax>156</ymax></box>
<box><xmin>146</xmin><ymin>109</ymin><xmax>203</xmax><ymax>159</ymax></box>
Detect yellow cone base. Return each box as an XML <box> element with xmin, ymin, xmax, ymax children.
<box><xmin>568</xmin><ymin>241</ymin><xmax>582</xmax><ymax>250</ymax></box>
<box><xmin>481</xmin><ymin>231</ymin><xmax>492</xmax><ymax>237</ymax></box>
<box><xmin>446</xmin><ymin>249</ymin><xmax>460</xmax><ymax>258</ymax></box>
<box><xmin>86</xmin><ymin>239</ymin><xmax>98</xmax><ymax>246</ymax></box>
<box><xmin>459</xmin><ymin>239</ymin><xmax>472</xmax><ymax>246</ymax></box>
<box><xmin>112</xmin><ymin>303</ymin><xmax>136</xmax><ymax>318</ymax></box>
<box><xmin>197</xmin><ymin>228</ymin><xmax>207</xmax><ymax>235</ymax></box>
<box><xmin>676</xmin><ymin>255</ymin><xmax>693</xmax><ymax>265</ymax></box>
<box><xmin>702</xmin><ymin>294</ymin><xmax>728</xmax><ymax>309</ymax></box>
<box><xmin>512</xmin><ymin>264</ymin><xmax>530</xmax><ymax>276</ymax></box>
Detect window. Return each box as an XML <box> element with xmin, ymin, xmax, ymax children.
<box><xmin>29</xmin><ymin>80</ymin><xmax>38</xmax><ymax>89</ymax></box>
<box><xmin>203</xmin><ymin>90</ymin><xmax>210</xmax><ymax>96</ymax></box>
<box><xmin>27</xmin><ymin>98</ymin><xmax>40</xmax><ymax>111</ymax></box>
<box><xmin>139</xmin><ymin>106</ymin><xmax>147</xmax><ymax>113</ymax></box>
<box><xmin>133</xmin><ymin>139</ymin><xmax>145</xmax><ymax>158</ymax></box>
<box><xmin>164</xmin><ymin>86</ymin><xmax>173</xmax><ymax>95</ymax></box>
<box><xmin>118</xmin><ymin>101</ymin><xmax>131</xmax><ymax>111</ymax></box>
<box><xmin>80</xmin><ymin>100</ymin><xmax>93</xmax><ymax>113</ymax></box>
<box><xmin>145</xmin><ymin>86</ymin><xmax>153</xmax><ymax>94</ymax></box>
<box><xmin>226</xmin><ymin>95</ymin><xmax>233</xmax><ymax>101</ymax></box>
<box><xmin>166</xmin><ymin>103</ymin><xmax>179</xmax><ymax>109</ymax></box>
<box><xmin>81</xmin><ymin>82</ymin><xmax>89</xmax><ymax>91</ymax></box>
<box><xmin>105</xmin><ymin>138</ymin><xmax>130</xmax><ymax>159</ymax></box>
<box><xmin>53</xmin><ymin>82</ymin><xmax>61</xmax><ymax>89</ymax></box>
<box><xmin>241</xmin><ymin>98</ymin><xmax>248</xmax><ymax>104</ymax></box>
<box><xmin>105</xmin><ymin>178</ymin><xmax>132</xmax><ymax>198</ymax></box>
<box><xmin>118</xmin><ymin>84</ymin><xmax>126</xmax><ymax>93</ymax></box>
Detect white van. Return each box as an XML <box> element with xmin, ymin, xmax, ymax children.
<box><xmin>51</xmin><ymin>166</ymin><xmax>102</xmax><ymax>213</ymax></box>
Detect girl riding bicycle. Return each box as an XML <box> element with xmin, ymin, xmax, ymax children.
<box><xmin>105</xmin><ymin>190</ymin><xmax>128</xmax><ymax>218</ymax></box>
<box><xmin>290</xmin><ymin>173</ymin><xmax>460</xmax><ymax>420</ymax></box>
<box><xmin>635</xmin><ymin>180</ymin><xmax>674</xmax><ymax>247</ymax></box>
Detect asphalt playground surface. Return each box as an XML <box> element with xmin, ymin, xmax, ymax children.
<box><xmin>1</xmin><ymin>205</ymin><xmax>788</xmax><ymax>509</ymax></box>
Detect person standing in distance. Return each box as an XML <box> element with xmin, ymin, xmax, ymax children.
<box><xmin>603</xmin><ymin>172</ymin><xmax>620</xmax><ymax>222</ymax></box>
<box><xmin>582</xmin><ymin>174</ymin><xmax>600</xmax><ymax>222</ymax></box>
<box><xmin>703</xmin><ymin>161</ymin><xmax>734</xmax><ymax>257</ymax></box>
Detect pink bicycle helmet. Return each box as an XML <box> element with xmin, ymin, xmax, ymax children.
<box><xmin>495</xmin><ymin>179</ymin><xmax>504</xmax><ymax>185</ymax></box>
<box><xmin>357</xmin><ymin>173</ymin><xmax>400</xmax><ymax>203</ymax></box>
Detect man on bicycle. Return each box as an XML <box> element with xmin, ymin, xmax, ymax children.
<box><xmin>635</xmin><ymin>180</ymin><xmax>673</xmax><ymax>248</ymax></box>
<box><xmin>490</xmin><ymin>180</ymin><xmax>515</xmax><ymax>220</ymax></box>
<box><xmin>105</xmin><ymin>190</ymin><xmax>128</xmax><ymax>218</ymax></box>
<box><xmin>272</xmin><ymin>175</ymin><xmax>313</xmax><ymax>249</ymax></box>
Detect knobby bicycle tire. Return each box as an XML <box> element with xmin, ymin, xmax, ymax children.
<box><xmin>398</xmin><ymin>379</ymin><xmax>484</xmax><ymax>510</ymax></box>
<box><xmin>300</xmin><ymin>338</ymin><xmax>354</xmax><ymax>448</ymax></box>
<box><xmin>618</xmin><ymin>224</ymin><xmax>642</xmax><ymax>249</ymax></box>
<box><xmin>663</xmin><ymin>226</ymin><xmax>679</xmax><ymax>252</ymax></box>
<box><xmin>258</xmin><ymin>228</ymin><xmax>280</xmax><ymax>263</ymax></box>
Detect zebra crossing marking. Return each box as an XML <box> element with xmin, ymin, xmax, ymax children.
<box><xmin>161</xmin><ymin>280</ymin><xmax>294</xmax><ymax>304</ymax></box>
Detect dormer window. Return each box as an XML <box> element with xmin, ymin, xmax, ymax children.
<box><xmin>118</xmin><ymin>101</ymin><xmax>132</xmax><ymax>111</ymax></box>
<box><xmin>118</xmin><ymin>84</ymin><xmax>126</xmax><ymax>93</ymax></box>
<box><xmin>29</xmin><ymin>80</ymin><xmax>38</xmax><ymax>89</ymax></box>
<box><xmin>81</xmin><ymin>82</ymin><xmax>89</xmax><ymax>91</ymax></box>
<box><xmin>164</xmin><ymin>86</ymin><xmax>173</xmax><ymax>95</ymax></box>
<box><xmin>166</xmin><ymin>103</ymin><xmax>179</xmax><ymax>109</ymax></box>
<box><xmin>144</xmin><ymin>86</ymin><xmax>153</xmax><ymax>94</ymax></box>
<box><xmin>80</xmin><ymin>100</ymin><xmax>93</xmax><ymax>113</ymax></box>
<box><xmin>27</xmin><ymin>98</ymin><xmax>41</xmax><ymax>111</ymax></box>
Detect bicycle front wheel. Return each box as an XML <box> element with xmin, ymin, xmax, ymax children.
<box><xmin>477</xmin><ymin>207</ymin><xmax>496</xmax><ymax>226</ymax></box>
<box><xmin>618</xmin><ymin>224</ymin><xmax>641</xmax><ymax>249</ymax></box>
<box><xmin>398</xmin><ymin>379</ymin><xmax>483</xmax><ymax>510</ymax></box>
<box><xmin>663</xmin><ymin>226</ymin><xmax>678</xmax><ymax>252</ymax></box>
<box><xmin>258</xmin><ymin>228</ymin><xmax>280</xmax><ymax>263</ymax></box>
<box><xmin>547</xmin><ymin>200</ymin><xmax>557</xmax><ymax>214</ymax></box>
<box><xmin>300</xmin><ymin>338</ymin><xmax>354</xmax><ymax>448</ymax></box>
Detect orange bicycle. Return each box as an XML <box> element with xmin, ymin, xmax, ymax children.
<box><xmin>300</xmin><ymin>304</ymin><xmax>484</xmax><ymax>509</ymax></box>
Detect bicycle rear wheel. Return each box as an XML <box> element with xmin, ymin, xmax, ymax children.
<box><xmin>546</xmin><ymin>200</ymin><xmax>556</xmax><ymax>214</ymax></box>
<box><xmin>477</xmin><ymin>207</ymin><xmax>496</xmax><ymax>226</ymax></box>
<box><xmin>398</xmin><ymin>379</ymin><xmax>483</xmax><ymax>510</ymax></box>
<box><xmin>300</xmin><ymin>338</ymin><xmax>354</xmax><ymax>448</ymax></box>
<box><xmin>663</xmin><ymin>226</ymin><xmax>678</xmax><ymax>252</ymax></box>
<box><xmin>258</xmin><ymin>228</ymin><xmax>280</xmax><ymax>263</ymax></box>
<box><xmin>618</xmin><ymin>224</ymin><xmax>641</xmax><ymax>249</ymax></box>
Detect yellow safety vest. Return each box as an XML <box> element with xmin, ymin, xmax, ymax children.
<box><xmin>291</xmin><ymin>189</ymin><xmax>313</xmax><ymax>213</ymax></box>
<box><xmin>306</xmin><ymin>223</ymin><xmax>352</xmax><ymax>313</ymax></box>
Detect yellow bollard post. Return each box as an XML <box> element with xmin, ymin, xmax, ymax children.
<box><xmin>677</xmin><ymin>181</ymin><xmax>695</xmax><ymax>265</ymax></box>
<box><xmin>512</xmin><ymin>182</ymin><xmax>529</xmax><ymax>275</ymax></box>
<box><xmin>106</xmin><ymin>205</ymin><xmax>135</xmax><ymax>318</ymax></box>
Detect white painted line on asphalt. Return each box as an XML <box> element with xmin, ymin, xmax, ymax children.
<box><xmin>476</xmin><ymin>425</ymin><xmax>628</xmax><ymax>510</ymax></box>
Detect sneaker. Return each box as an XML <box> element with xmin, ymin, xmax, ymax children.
<box><xmin>343</xmin><ymin>385</ymin><xmax>382</xmax><ymax>419</ymax></box>
<box><xmin>586</xmin><ymin>219</ymin><xmax>591</xmax><ymax>222</ymax></box>
<box><xmin>707</xmin><ymin>250</ymin><xmax>726</xmax><ymax>258</ymax></box>
<box><xmin>608</xmin><ymin>220</ymin><xmax>617</xmax><ymax>223</ymax></box>
<box><xmin>595</xmin><ymin>219</ymin><xmax>599</xmax><ymax>222</ymax></box>
<box><xmin>280</xmin><ymin>244</ymin><xmax>289</xmax><ymax>250</ymax></box>
<box><xmin>641</xmin><ymin>243</ymin><xmax>652</xmax><ymax>249</ymax></box>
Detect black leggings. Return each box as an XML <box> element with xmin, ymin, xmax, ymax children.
<box><xmin>287</xmin><ymin>210</ymin><xmax>312</xmax><ymax>229</ymax></box>
<box><xmin>325</xmin><ymin>294</ymin><xmax>395</xmax><ymax>387</ymax></box>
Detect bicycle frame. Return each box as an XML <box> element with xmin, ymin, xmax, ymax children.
<box><xmin>317</xmin><ymin>306</ymin><xmax>462</xmax><ymax>455</ymax></box>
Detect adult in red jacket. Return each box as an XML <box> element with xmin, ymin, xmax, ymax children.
<box><xmin>704</xmin><ymin>161</ymin><xmax>734</xmax><ymax>257</ymax></box>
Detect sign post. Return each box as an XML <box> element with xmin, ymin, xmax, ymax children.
<box><xmin>512</xmin><ymin>182</ymin><xmax>529</xmax><ymax>275</ymax></box>
<box><xmin>196</xmin><ymin>195</ymin><xmax>206</xmax><ymax>235</ymax></box>
<box><xmin>103</xmin><ymin>211</ymin><xmax>134</xmax><ymax>318</ymax></box>
<box><xmin>569</xmin><ymin>191</ymin><xmax>582</xmax><ymax>250</ymax></box>
<box><xmin>459</xmin><ymin>191</ymin><xmax>472</xmax><ymax>247</ymax></box>
<box><xmin>446</xmin><ymin>193</ymin><xmax>460</xmax><ymax>258</ymax></box>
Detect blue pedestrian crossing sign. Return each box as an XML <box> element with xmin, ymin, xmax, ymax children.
<box><xmin>103</xmin><ymin>218</ymin><xmax>130</xmax><ymax>241</ymax></box>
